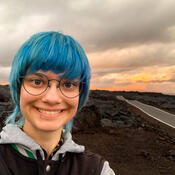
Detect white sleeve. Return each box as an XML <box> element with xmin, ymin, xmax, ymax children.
<box><xmin>100</xmin><ymin>161</ymin><xmax>116</xmax><ymax>175</ymax></box>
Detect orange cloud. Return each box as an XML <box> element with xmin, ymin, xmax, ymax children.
<box><xmin>90</xmin><ymin>64</ymin><xmax>175</xmax><ymax>95</ymax></box>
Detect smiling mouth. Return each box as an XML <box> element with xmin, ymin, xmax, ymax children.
<box><xmin>38</xmin><ymin>109</ymin><xmax>62</xmax><ymax>115</ymax></box>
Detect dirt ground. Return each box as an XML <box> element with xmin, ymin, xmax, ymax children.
<box><xmin>73</xmin><ymin>118</ymin><xmax>175</xmax><ymax>175</ymax></box>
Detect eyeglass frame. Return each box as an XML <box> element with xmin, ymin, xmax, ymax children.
<box><xmin>20</xmin><ymin>72</ymin><xmax>83</xmax><ymax>98</ymax></box>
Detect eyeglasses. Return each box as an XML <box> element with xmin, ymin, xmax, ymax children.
<box><xmin>21</xmin><ymin>73</ymin><xmax>82</xmax><ymax>98</ymax></box>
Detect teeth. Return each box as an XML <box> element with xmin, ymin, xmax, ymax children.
<box><xmin>39</xmin><ymin>109</ymin><xmax>61</xmax><ymax>114</ymax></box>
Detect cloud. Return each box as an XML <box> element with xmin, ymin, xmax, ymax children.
<box><xmin>146</xmin><ymin>82</ymin><xmax>175</xmax><ymax>95</ymax></box>
<box><xmin>91</xmin><ymin>75</ymin><xmax>117</xmax><ymax>90</ymax></box>
<box><xmin>89</xmin><ymin>64</ymin><xmax>175</xmax><ymax>93</ymax></box>
<box><xmin>0</xmin><ymin>66</ymin><xmax>10</xmax><ymax>83</ymax></box>
<box><xmin>1</xmin><ymin>0</ymin><xmax>175</xmax><ymax>53</ymax></box>
<box><xmin>73</xmin><ymin>0</ymin><xmax>175</xmax><ymax>51</ymax></box>
<box><xmin>0</xmin><ymin>0</ymin><xmax>175</xmax><ymax>94</ymax></box>
<box><xmin>88</xmin><ymin>42</ymin><xmax>175</xmax><ymax>80</ymax></box>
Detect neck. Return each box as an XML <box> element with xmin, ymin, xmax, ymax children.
<box><xmin>23</xmin><ymin>125</ymin><xmax>62</xmax><ymax>158</ymax></box>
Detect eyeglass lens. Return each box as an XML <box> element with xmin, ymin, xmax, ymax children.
<box><xmin>22</xmin><ymin>73</ymin><xmax>81</xmax><ymax>98</ymax></box>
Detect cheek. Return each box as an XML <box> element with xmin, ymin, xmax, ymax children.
<box><xmin>20</xmin><ymin>88</ymin><xmax>29</xmax><ymax>114</ymax></box>
<box><xmin>20</xmin><ymin>88</ymin><xmax>26</xmax><ymax>106</ymax></box>
<box><xmin>67</xmin><ymin>97</ymin><xmax>79</xmax><ymax>110</ymax></box>
<box><xmin>19</xmin><ymin>87</ymin><xmax>36</xmax><ymax>111</ymax></box>
<box><xmin>20</xmin><ymin>87</ymin><xmax>29</xmax><ymax>102</ymax></box>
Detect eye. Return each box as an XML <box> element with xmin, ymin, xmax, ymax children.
<box><xmin>61</xmin><ymin>80</ymin><xmax>79</xmax><ymax>89</ymax></box>
<box><xmin>32</xmin><ymin>79</ymin><xmax>43</xmax><ymax>86</ymax></box>
<box><xmin>25</xmin><ymin>76</ymin><xmax>45</xmax><ymax>87</ymax></box>
<box><xmin>63</xmin><ymin>82</ymin><xmax>74</xmax><ymax>89</ymax></box>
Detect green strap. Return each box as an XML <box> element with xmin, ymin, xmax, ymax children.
<box><xmin>11</xmin><ymin>144</ymin><xmax>19</xmax><ymax>152</ymax></box>
<box><xmin>11</xmin><ymin>144</ymin><xmax>36</xmax><ymax>159</ymax></box>
<box><xmin>24</xmin><ymin>149</ymin><xmax>36</xmax><ymax>159</ymax></box>
<box><xmin>11</xmin><ymin>144</ymin><xmax>60</xmax><ymax>160</ymax></box>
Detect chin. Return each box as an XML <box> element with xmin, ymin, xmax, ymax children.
<box><xmin>35</xmin><ymin>122</ymin><xmax>63</xmax><ymax>133</ymax></box>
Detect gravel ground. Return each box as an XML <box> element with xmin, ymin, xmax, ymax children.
<box><xmin>73</xmin><ymin>115</ymin><xmax>175</xmax><ymax>175</ymax></box>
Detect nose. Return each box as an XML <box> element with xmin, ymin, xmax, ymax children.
<box><xmin>41</xmin><ymin>83</ymin><xmax>63</xmax><ymax>105</ymax></box>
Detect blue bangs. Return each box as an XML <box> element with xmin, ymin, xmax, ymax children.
<box><xmin>21</xmin><ymin>32</ymin><xmax>89</xmax><ymax>81</ymax></box>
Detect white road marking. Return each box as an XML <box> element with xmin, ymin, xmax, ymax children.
<box><xmin>117</xmin><ymin>96</ymin><xmax>175</xmax><ymax>129</ymax></box>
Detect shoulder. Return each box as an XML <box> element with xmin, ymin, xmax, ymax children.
<box><xmin>62</xmin><ymin>150</ymin><xmax>105</xmax><ymax>175</ymax></box>
<box><xmin>81</xmin><ymin>151</ymin><xmax>116</xmax><ymax>175</ymax></box>
<box><xmin>0</xmin><ymin>144</ymin><xmax>9</xmax><ymax>155</ymax></box>
<box><xmin>67</xmin><ymin>150</ymin><xmax>116</xmax><ymax>175</ymax></box>
<box><xmin>0</xmin><ymin>144</ymin><xmax>15</xmax><ymax>174</ymax></box>
<box><xmin>70</xmin><ymin>149</ymin><xmax>105</xmax><ymax>164</ymax></box>
<box><xmin>101</xmin><ymin>161</ymin><xmax>116</xmax><ymax>175</ymax></box>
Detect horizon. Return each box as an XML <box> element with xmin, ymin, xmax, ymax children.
<box><xmin>1</xmin><ymin>83</ymin><xmax>175</xmax><ymax>96</ymax></box>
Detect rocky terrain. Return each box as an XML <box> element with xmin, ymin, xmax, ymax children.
<box><xmin>0</xmin><ymin>85</ymin><xmax>175</xmax><ymax>175</ymax></box>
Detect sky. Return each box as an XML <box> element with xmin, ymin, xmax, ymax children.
<box><xmin>0</xmin><ymin>0</ymin><xmax>175</xmax><ymax>95</ymax></box>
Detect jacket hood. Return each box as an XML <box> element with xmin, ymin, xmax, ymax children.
<box><xmin>0</xmin><ymin>124</ymin><xmax>116</xmax><ymax>175</ymax></box>
<box><xmin>0</xmin><ymin>124</ymin><xmax>85</xmax><ymax>160</ymax></box>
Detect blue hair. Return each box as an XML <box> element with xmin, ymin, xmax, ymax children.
<box><xmin>6</xmin><ymin>31</ymin><xmax>91</xmax><ymax>133</ymax></box>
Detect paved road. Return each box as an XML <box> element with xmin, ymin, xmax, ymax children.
<box><xmin>116</xmin><ymin>96</ymin><xmax>175</xmax><ymax>129</ymax></box>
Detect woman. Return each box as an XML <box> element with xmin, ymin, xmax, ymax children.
<box><xmin>0</xmin><ymin>31</ymin><xmax>115</xmax><ymax>174</ymax></box>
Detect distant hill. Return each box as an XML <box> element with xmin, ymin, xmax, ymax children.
<box><xmin>90</xmin><ymin>89</ymin><xmax>175</xmax><ymax>114</ymax></box>
<box><xmin>0</xmin><ymin>84</ymin><xmax>175</xmax><ymax>114</ymax></box>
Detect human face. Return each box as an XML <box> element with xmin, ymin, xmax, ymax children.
<box><xmin>20</xmin><ymin>70</ymin><xmax>79</xmax><ymax>135</ymax></box>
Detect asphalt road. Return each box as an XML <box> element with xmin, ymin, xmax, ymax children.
<box><xmin>117</xmin><ymin>96</ymin><xmax>175</xmax><ymax>129</ymax></box>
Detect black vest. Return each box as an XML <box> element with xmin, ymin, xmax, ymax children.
<box><xmin>0</xmin><ymin>144</ymin><xmax>105</xmax><ymax>175</ymax></box>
